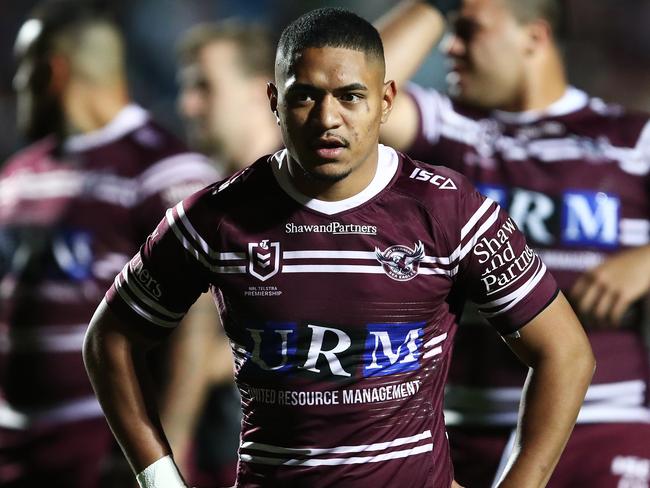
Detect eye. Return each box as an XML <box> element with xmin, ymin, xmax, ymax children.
<box><xmin>297</xmin><ymin>92</ymin><xmax>314</xmax><ymax>102</ymax></box>
<box><xmin>339</xmin><ymin>93</ymin><xmax>363</xmax><ymax>103</ymax></box>
<box><xmin>287</xmin><ymin>90</ymin><xmax>315</xmax><ymax>106</ymax></box>
<box><xmin>453</xmin><ymin>17</ymin><xmax>478</xmax><ymax>42</ymax></box>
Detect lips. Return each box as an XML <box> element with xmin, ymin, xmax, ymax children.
<box><xmin>312</xmin><ymin>137</ymin><xmax>347</xmax><ymax>160</ymax></box>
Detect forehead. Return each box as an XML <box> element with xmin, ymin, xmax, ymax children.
<box><xmin>199</xmin><ymin>39</ymin><xmax>240</xmax><ymax>65</ymax></box>
<box><xmin>280</xmin><ymin>47</ymin><xmax>379</xmax><ymax>90</ymax></box>
<box><xmin>460</xmin><ymin>0</ymin><xmax>511</xmax><ymax>24</ymax></box>
<box><xmin>181</xmin><ymin>40</ymin><xmax>241</xmax><ymax>83</ymax></box>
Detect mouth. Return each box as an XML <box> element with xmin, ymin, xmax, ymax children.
<box><xmin>311</xmin><ymin>137</ymin><xmax>348</xmax><ymax>160</ymax></box>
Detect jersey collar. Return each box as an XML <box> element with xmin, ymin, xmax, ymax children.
<box><xmin>491</xmin><ymin>86</ymin><xmax>588</xmax><ymax>124</ymax></box>
<box><xmin>271</xmin><ymin>144</ymin><xmax>399</xmax><ymax>215</ymax></box>
<box><xmin>63</xmin><ymin>104</ymin><xmax>149</xmax><ymax>153</ymax></box>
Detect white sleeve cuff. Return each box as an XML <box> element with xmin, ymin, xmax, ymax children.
<box><xmin>136</xmin><ymin>455</ymin><xmax>187</xmax><ymax>488</ymax></box>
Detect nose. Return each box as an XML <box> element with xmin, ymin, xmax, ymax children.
<box><xmin>441</xmin><ymin>32</ymin><xmax>465</xmax><ymax>58</ymax></box>
<box><xmin>312</xmin><ymin>94</ymin><xmax>342</xmax><ymax>130</ymax></box>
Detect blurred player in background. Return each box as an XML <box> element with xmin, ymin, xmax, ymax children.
<box><xmin>84</xmin><ymin>7</ymin><xmax>593</xmax><ymax>488</ymax></box>
<box><xmin>162</xmin><ymin>21</ymin><xmax>283</xmax><ymax>487</ymax></box>
<box><xmin>177</xmin><ymin>21</ymin><xmax>282</xmax><ymax>176</ymax></box>
<box><xmin>378</xmin><ymin>0</ymin><xmax>650</xmax><ymax>486</ymax></box>
<box><xmin>0</xmin><ymin>1</ymin><xmax>218</xmax><ymax>486</ymax></box>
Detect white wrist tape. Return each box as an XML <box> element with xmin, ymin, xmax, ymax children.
<box><xmin>136</xmin><ymin>455</ymin><xmax>187</xmax><ymax>488</ymax></box>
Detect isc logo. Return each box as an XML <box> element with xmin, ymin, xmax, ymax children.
<box><xmin>477</xmin><ymin>184</ymin><xmax>620</xmax><ymax>248</ymax></box>
<box><xmin>409</xmin><ymin>168</ymin><xmax>458</xmax><ymax>190</ymax></box>
<box><xmin>240</xmin><ymin>321</ymin><xmax>424</xmax><ymax>379</ymax></box>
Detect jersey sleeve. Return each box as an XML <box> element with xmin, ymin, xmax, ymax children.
<box><xmin>453</xmin><ymin>183</ymin><xmax>559</xmax><ymax>336</ymax></box>
<box><xmin>104</xmin><ymin>191</ymin><xmax>214</xmax><ymax>334</ymax></box>
<box><xmin>133</xmin><ymin>152</ymin><xmax>221</xmax><ymax>239</ymax></box>
<box><xmin>403</xmin><ymin>83</ymin><xmax>466</xmax><ymax>172</ymax></box>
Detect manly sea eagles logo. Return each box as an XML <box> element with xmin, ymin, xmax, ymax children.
<box><xmin>248</xmin><ymin>239</ymin><xmax>280</xmax><ymax>281</ymax></box>
<box><xmin>375</xmin><ymin>241</ymin><xmax>425</xmax><ymax>281</ymax></box>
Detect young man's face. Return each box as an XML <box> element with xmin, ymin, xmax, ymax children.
<box><xmin>270</xmin><ymin>46</ymin><xmax>393</xmax><ymax>187</ymax></box>
<box><xmin>444</xmin><ymin>0</ymin><xmax>530</xmax><ymax>110</ymax></box>
<box><xmin>178</xmin><ymin>40</ymin><xmax>258</xmax><ymax>156</ymax></box>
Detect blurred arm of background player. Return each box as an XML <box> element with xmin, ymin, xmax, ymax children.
<box><xmin>374</xmin><ymin>0</ymin><xmax>446</xmax><ymax>151</ymax></box>
<box><xmin>377</xmin><ymin>0</ymin><xmax>650</xmax><ymax>329</ymax></box>
<box><xmin>159</xmin><ymin>293</ymin><xmax>234</xmax><ymax>474</ymax></box>
<box><xmin>154</xmin><ymin>22</ymin><xmax>283</xmax><ymax>483</ymax></box>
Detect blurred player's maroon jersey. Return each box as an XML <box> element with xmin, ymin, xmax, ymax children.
<box><xmin>406</xmin><ymin>84</ymin><xmax>650</xmax><ymax>426</ymax></box>
<box><xmin>105</xmin><ymin>145</ymin><xmax>557</xmax><ymax>487</ymax></box>
<box><xmin>0</xmin><ymin>105</ymin><xmax>218</xmax><ymax>425</ymax></box>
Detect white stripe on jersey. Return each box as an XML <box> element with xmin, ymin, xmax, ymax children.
<box><xmin>620</xmin><ymin>218</ymin><xmax>650</xmax><ymax>246</ymax></box>
<box><xmin>0</xmin><ymin>324</ymin><xmax>89</xmax><ymax>353</ymax></box>
<box><xmin>113</xmin><ymin>276</ymin><xmax>180</xmax><ymax>328</ymax></box>
<box><xmin>283</xmin><ymin>264</ymin><xmax>385</xmax><ymax>274</ymax></box>
<box><xmin>478</xmin><ymin>261</ymin><xmax>547</xmax><ymax>317</ymax></box>
<box><xmin>118</xmin><ymin>263</ymin><xmax>185</xmax><ymax>321</ymax></box>
<box><xmin>410</xmin><ymin>85</ymin><xmax>650</xmax><ymax>175</ymax></box>
<box><xmin>283</xmin><ymin>250</ymin><xmax>377</xmax><ymax>259</ymax></box>
<box><xmin>165</xmin><ymin>205</ymin><xmax>247</xmax><ymax>275</ymax></box>
<box><xmin>241</xmin><ymin>443</ymin><xmax>434</xmax><ymax>467</ymax></box>
<box><xmin>461</xmin><ymin>198</ymin><xmax>494</xmax><ymax>240</ymax></box>
<box><xmin>217</xmin><ymin>252</ymin><xmax>246</xmax><ymax>260</ymax></box>
<box><xmin>423</xmin><ymin>332</ymin><xmax>447</xmax><ymax>359</ymax></box>
<box><xmin>138</xmin><ymin>153</ymin><xmax>219</xmax><ymax>200</ymax></box>
<box><xmin>0</xmin><ymin>395</ymin><xmax>104</xmax><ymax>429</ymax></box>
<box><xmin>457</xmin><ymin>205</ymin><xmax>501</xmax><ymax>262</ymax></box>
<box><xmin>281</xmin><ymin>264</ymin><xmax>455</xmax><ymax>276</ymax></box>
<box><xmin>241</xmin><ymin>430</ymin><xmax>431</xmax><ymax>456</ymax></box>
<box><xmin>0</xmin><ymin>170</ymin><xmax>138</xmax><ymax>208</ymax></box>
<box><xmin>444</xmin><ymin>380</ymin><xmax>650</xmax><ymax>425</ymax></box>
<box><xmin>175</xmin><ymin>201</ymin><xmax>215</xmax><ymax>257</ymax></box>
<box><xmin>407</xmin><ymin>82</ymin><xmax>443</xmax><ymax>144</ymax></box>
<box><xmin>239</xmin><ymin>429</ymin><xmax>433</xmax><ymax>466</ymax></box>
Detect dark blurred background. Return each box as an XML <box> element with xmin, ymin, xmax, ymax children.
<box><xmin>1</xmin><ymin>0</ymin><xmax>649</xmax><ymax>162</ymax></box>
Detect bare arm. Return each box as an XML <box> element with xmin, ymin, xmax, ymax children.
<box><xmin>159</xmin><ymin>292</ymin><xmax>227</xmax><ymax>472</ymax></box>
<box><xmin>494</xmin><ymin>292</ymin><xmax>595</xmax><ymax>488</ymax></box>
<box><xmin>376</xmin><ymin>1</ymin><xmax>446</xmax><ymax>150</ymax></box>
<box><xmin>83</xmin><ymin>299</ymin><xmax>181</xmax><ymax>478</ymax></box>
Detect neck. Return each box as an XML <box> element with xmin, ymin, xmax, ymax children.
<box><xmin>63</xmin><ymin>79</ymin><xmax>130</xmax><ymax>134</ymax></box>
<box><xmin>505</xmin><ymin>46</ymin><xmax>568</xmax><ymax>113</ymax></box>
<box><xmin>288</xmin><ymin>144</ymin><xmax>379</xmax><ymax>202</ymax></box>
<box><xmin>220</xmin><ymin>107</ymin><xmax>281</xmax><ymax>175</ymax></box>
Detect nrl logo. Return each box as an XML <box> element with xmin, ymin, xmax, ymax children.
<box><xmin>248</xmin><ymin>239</ymin><xmax>280</xmax><ymax>281</ymax></box>
<box><xmin>375</xmin><ymin>241</ymin><xmax>425</xmax><ymax>281</ymax></box>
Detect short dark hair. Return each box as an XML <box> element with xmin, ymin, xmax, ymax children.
<box><xmin>276</xmin><ymin>8</ymin><xmax>384</xmax><ymax>74</ymax></box>
<box><xmin>16</xmin><ymin>0</ymin><xmax>116</xmax><ymax>59</ymax></box>
<box><xmin>504</xmin><ymin>0</ymin><xmax>562</xmax><ymax>36</ymax></box>
<box><xmin>177</xmin><ymin>20</ymin><xmax>274</xmax><ymax>78</ymax></box>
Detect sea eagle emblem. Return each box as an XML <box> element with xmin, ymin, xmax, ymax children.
<box><xmin>375</xmin><ymin>241</ymin><xmax>425</xmax><ymax>281</ymax></box>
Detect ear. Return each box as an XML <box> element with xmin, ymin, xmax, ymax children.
<box><xmin>525</xmin><ymin>19</ymin><xmax>552</xmax><ymax>56</ymax></box>
<box><xmin>380</xmin><ymin>80</ymin><xmax>397</xmax><ymax>124</ymax></box>
<box><xmin>48</xmin><ymin>54</ymin><xmax>70</xmax><ymax>95</ymax></box>
<box><xmin>267</xmin><ymin>82</ymin><xmax>280</xmax><ymax>125</ymax></box>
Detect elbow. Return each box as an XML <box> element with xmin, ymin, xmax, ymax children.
<box><xmin>573</xmin><ymin>340</ymin><xmax>596</xmax><ymax>389</ymax></box>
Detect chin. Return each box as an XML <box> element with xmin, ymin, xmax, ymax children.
<box><xmin>302</xmin><ymin>162</ymin><xmax>351</xmax><ymax>183</ymax></box>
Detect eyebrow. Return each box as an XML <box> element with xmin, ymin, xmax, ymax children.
<box><xmin>286</xmin><ymin>82</ymin><xmax>368</xmax><ymax>94</ymax></box>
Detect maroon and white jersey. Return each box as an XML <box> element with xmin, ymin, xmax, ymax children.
<box><xmin>105</xmin><ymin>144</ymin><xmax>557</xmax><ymax>487</ymax></box>
<box><xmin>406</xmin><ymin>84</ymin><xmax>650</xmax><ymax>426</ymax></box>
<box><xmin>0</xmin><ymin>104</ymin><xmax>219</xmax><ymax>427</ymax></box>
